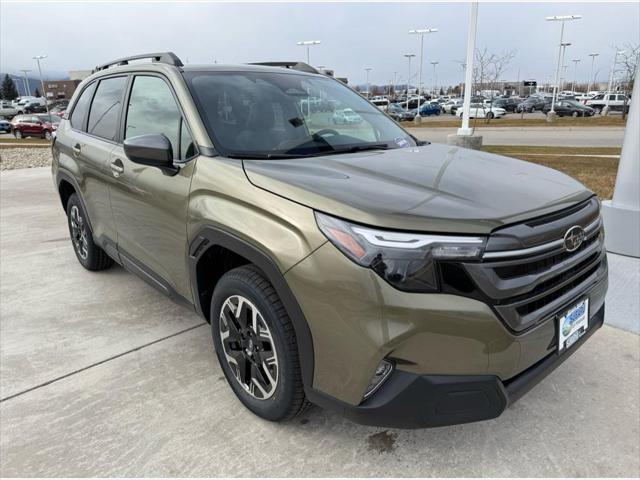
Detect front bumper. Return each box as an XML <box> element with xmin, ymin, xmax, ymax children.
<box><xmin>308</xmin><ymin>304</ymin><xmax>604</xmax><ymax>429</ymax></box>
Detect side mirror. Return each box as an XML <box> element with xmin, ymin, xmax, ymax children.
<box><xmin>123</xmin><ymin>134</ymin><xmax>178</xmax><ymax>174</ymax></box>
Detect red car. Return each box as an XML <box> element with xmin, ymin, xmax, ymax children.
<box><xmin>10</xmin><ymin>114</ymin><xmax>60</xmax><ymax>140</ymax></box>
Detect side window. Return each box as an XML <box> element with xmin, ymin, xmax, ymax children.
<box><xmin>70</xmin><ymin>82</ymin><xmax>96</xmax><ymax>130</ymax></box>
<box><xmin>87</xmin><ymin>77</ymin><xmax>127</xmax><ymax>141</ymax></box>
<box><xmin>126</xmin><ymin>76</ymin><xmax>193</xmax><ymax>160</ymax></box>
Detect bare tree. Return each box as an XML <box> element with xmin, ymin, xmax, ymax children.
<box><xmin>614</xmin><ymin>43</ymin><xmax>639</xmax><ymax>119</ymax></box>
<box><xmin>472</xmin><ymin>47</ymin><xmax>517</xmax><ymax>123</ymax></box>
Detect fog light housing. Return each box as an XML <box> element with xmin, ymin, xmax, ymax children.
<box><xmin>363</xmin><ymin>359</ymin><xmax>394</xmax><ymax>400</ymax></box>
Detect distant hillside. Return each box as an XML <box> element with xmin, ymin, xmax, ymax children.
<box><xmin>1</xmin><ymin>72</ymin><xmax>70</xmax><ymax>97</ymax></box>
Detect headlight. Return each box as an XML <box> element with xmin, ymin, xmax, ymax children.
<box><xmin>315</xmin><ymin>212</ymin><xmax>486</xmax><ymax>292</ymax></box>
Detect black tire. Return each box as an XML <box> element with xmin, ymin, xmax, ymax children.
<box><xmin>572</xmin><ymin>111</ymin><xmax>579</xmax><ymax>117</ymax></box>
<box><xmin>66</xmin><ymin>194</ymin><xmax>113</xmax><ymax>271</ymax></box>
<box><xmin>43</xmin><ymin>130</ymin><xmax>52</xmax><ymax>140</ymax></box>
<box><xmin>211</xmin><ymin>265</ymin><xmax>307</xmax><ymax>422</ymax></box>
<box><xmin>14</xmin><ymin>130</ymin><xmax>22</xmax><ymax>139</ymax></box>
<box><xmin>486</xmin><ymin>112</ymin><xmax>494</xmax><ymax>119</ymax></box>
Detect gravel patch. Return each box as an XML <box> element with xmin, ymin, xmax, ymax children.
<box><xmin>0</xmin><ymin>148</ymin><xmax>52</xmax><ymax>171</ymax></box>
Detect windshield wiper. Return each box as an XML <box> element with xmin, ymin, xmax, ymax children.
<box><xmin>227</xmin><ymin>153</ymin><xmax>315</xmax><ymax>160</ymax></box>
<box><xmin>323</xmin><ymin>143</ymin><xmax>391</xmax><ymax>154</ymax></box>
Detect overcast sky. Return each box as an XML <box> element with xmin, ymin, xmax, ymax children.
<box><xmin>1</xmin><ymin>1</ymin><xmax>638</xmax><ymax>86</ymax></box>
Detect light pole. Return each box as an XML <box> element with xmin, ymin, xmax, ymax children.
<box><xmin>392</xmin><ymin>71</ymin><xmax>398</xmax><ymax>98</ymax></box>
<box><xmin>558</xmin><ymin>42</ymin><xmax>571</xmax><ymax>93</ymax></box>
<box><xmin>587</xmin><ymin>53</ymin><xmax>599</xmax><ymax>94</ymax></box>
<box><xmin>409</xmin><ymin>28</ymin><xmax>437</xmax><ymax>120</ymax></box>
<box><xmin>430</xmin><ymin>61</ymin><xmax>439</xmax><ymax>96</ymax></box>
<box><xmin>296</xmin><ymin>40</ymin><xmax>321</xmax><ymax>64</ymax></box>
<box><xmin>455</xmin><ymin>61</ymin><xmax>466</xmax><ymax>97</ymax></box>
<box><xmin>32</xmin><ymin>55</ymin><xmax>51</xmax><ymax>120</ymax></box>
<box><xmin>571</xmin><ymin>59</ymin><xmax>580</xmax><ymax>92</ymax></box>
<box><xmin>19</xmin><ymin>69</ymin><xmax>31</xmax><ymax>97</ymax></box>
<box><xmin>545</xmin><ymin>14</ymin><xmax>581</xmax><ymax>116</ymax></box>
<box><xmin>403</xmin><ymin>53</ymin><xmax>415</xmax><ymax>111</ymax></box>
<box><xmin>452</xmin><ymin>1</ymin><xmax>482</xmax><ymax>141</ymax></box>
<box><xmin>365</xmin><ymin>67</ymin><xmax>372</xmax><ymax>99</ymax></box>
<box><xmin>603</xmin><ymin>49</ymin><xmax>625</xmax><ymax>115</ymax></box>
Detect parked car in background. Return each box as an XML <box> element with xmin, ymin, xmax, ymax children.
<box><xmin>386</xmin><ymin>103</ymin><xmax>415</xmax><ymax>122</ymax></box>
<box><xmin>443</xmin><ymin>98</ymin><xmax>464</xmax><ymax>114</ymax></box>
<box><xmin>49</xmin><ymin>105</ymin><xmax>67</xmax><ymax>117</ymax></box>
<box><xmin>15</xmin><ymin>97</ymin><xmax>46</xmax><ymax>114</ymax></box>
<box><xmin>543</xmin><ymin>100</ymin><xmax>595</xmax><ymax>117</ymax></box>
<box><xmin>0</xmin><ymin>101</ymin><xmax>19</xmax><ymax>118</ymax></box>
<box><xmin>412</xmin><ymin>102</ymin><xmax>441</xmax><ymax>116</ymax></box>
<box><xmin>25</xmin><ymin>103</ymin><xmax>47</xmax><ymax>113</ymax></box>
<box><xmin>10</xmin><ymin>114</ymin><xmax>57</xmax><ymax>140</ymax></box>
<box><xmin>0</xmin><ymin>118</ymin><xmax>11</xmax><ymax>133</ymax></box>
<box><xmin>585</xmin><ymin>93</ymin><xmax>630</xmax><ymax>114</ymax></box>
<box><xmin>457</xmin><ymin>103</ymin><xmax>506</xmax><ymax>119</ymax></box>
<box><xmin>371</xmin><ymin>98</ymin><xmax>390</xmax><ymax>111</ymax></box>
<box><xmin>485</xmin><ymin>97</ymin><xmax>518</xmax><ymax>112</ymax></box>
<box><xmin>516</xmin><ymin>96</ymin><xmax>546</xmax><ymax>112</ymax></box>
<box><xmin>331</xmin><ymin>108</ymin><xmax>363</xmax><ymax>124</ymax></box>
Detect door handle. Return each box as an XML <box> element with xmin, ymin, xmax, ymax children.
<box><xmin>72</xmin><ymin>144</ymin><xmax>81</xmax><ymax>157</ymax></box>
<box><xmin>110</xmin><ymin>159</ymin><xmax>124</xmax><ymax>177</ymax></box>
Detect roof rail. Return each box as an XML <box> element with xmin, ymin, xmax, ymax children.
<box><xmin>248</xmin><ymin>61</ymin><xmax>320</xmax><ymax>75</ymax></box>
<box><xmin>93</xmin><ymin>52</ymin><xmax>183</xmax><ymax>73</ymax></box>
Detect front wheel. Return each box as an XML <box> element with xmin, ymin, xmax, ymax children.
<box><xmin>486</xmin><ymin>112</ymin><xmax>494</xmax><ymax>119</ymax></box>
<box><xmin>43</xmin><ymin>130</ymin><xmax>52</xmax><ymax>140</ymax></box>
<box><xmin>211</xmin><ymin>265</ymin><xmax>307</xmax><ymax>422</ymax></box>
<box><xmin>14</xmin><ymin>130</ymin><xmax>23</xmax><ymax>139</ymax></box>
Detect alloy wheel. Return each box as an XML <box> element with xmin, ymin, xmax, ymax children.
<box><xmin>219</xmin><ymin>295</ymin><xmax>279</xmax><ymax>400</ymax></box>
<box><xmin>70</xmin><ymin>205</ymin><xmax>88</xmax><ymax>260</ymax></box>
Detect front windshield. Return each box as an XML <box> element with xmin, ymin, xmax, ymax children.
<box><xmin>185</xmin><ymin>71</ymin><xmax>415</xmax><ymax>157</ymax></box>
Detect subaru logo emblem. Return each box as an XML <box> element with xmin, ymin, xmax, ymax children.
<box><xmin>564</xmin><ymin>225</ymin><xmax>586</xmax><ymax>252</ymax></box>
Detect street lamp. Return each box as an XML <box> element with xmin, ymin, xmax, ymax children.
<box><xmin>408</xmin><ymin>27</ymin><xmax>437</xmax><ymax>118</ymax></box>
<box><xmin>571</xmin><ymin>59</ymin><xmax>581</xmax><ymax>93</ymax></box>
<box><xmin>455</xmin><ymin>61</ymin><xmax>466</xmax><ymax>97</ymax></box>
<box><xmin>296</xmin><ymin>40</ymin><xmax>321</xmax><ymax>64</ymax></box>
<box><xmin>32</xmin><ymin>55</ymin><xmax>51</xmax><ymax>119</ymax></box>
<box><xmin>545</xmin><ymin>14</ymin><xmax>582</xmax><ymax>115</ymax></box>
<box><xmin>430</xmin><ymin>61</ymin><xmax>439</xmax><ymax>96</ymax></box>
<box><xmin>19</xmin><ymin>69</ymin><xmax>31</xmax><ymax>97</ymax></box>
<box><xmin>558</xmin><ymin>42</ymin><xmax>571</xmax><ymax>93</ymax></box>
<box><xmin>603</xmin><ymin>49</ymin><xmax>625</xmax><ymax>115</ymax></box>
<box><xmin>403</xmin><ymin>53</ymin><xmax>415</xmax><ymax>111</ymax></box>
<box><xmin>365</xmin><ymin>67</ymin><xmax>372</xmax><ymax>99</ymax></box>
<box><xmin>392</xmin><ymin>71</ymin><xmax>398</xmax><ymax>98</ymax></box>
<box><xmin>587</xmin><ymin>52</ymin><xmax>599</xmax><ymax>94</ymax></box>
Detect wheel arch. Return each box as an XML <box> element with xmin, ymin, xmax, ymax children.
<box><xmin>56</xmin><ymin>171</ymin><xmax>94</xmax><ymax>232</ymax></box>
<box><xmin>189</xmin><ymin>225</ymin><xmax>315</xmax><ymax>389</ymax></box>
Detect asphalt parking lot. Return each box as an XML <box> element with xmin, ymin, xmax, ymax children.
<box><xmin>1</xmin><ymin>167</ymin><xmax>639</xmax><ymax>477</ymax></box>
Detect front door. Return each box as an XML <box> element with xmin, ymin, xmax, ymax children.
<box><xmin>108</xmin><ymin>74</ymin><xmax>198</xmax><ymax>301</ymax></box>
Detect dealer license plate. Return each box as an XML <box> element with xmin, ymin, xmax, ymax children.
<box><xmin>558</xmin><ymin>298</ymin><xmax>589</xmax><ymax>352</ymax></box>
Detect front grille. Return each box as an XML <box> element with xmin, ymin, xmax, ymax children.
<box><xmin>461</xmin><ymin>197</ymin><xmax>608</xmax><ymax>333</ymax></box>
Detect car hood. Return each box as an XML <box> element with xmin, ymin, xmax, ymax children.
<box><xmin>243</xmin><ymin>143</ymin><xmax>592</xmax><ymax>234</ymax></box>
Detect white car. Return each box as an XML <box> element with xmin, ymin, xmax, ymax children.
<box><xmin>443</xmin><ymin>98</ymin><xmax>463</xmax><ymax>114</ymax></box>
<box><xmin>456</xmin><ymin>103</ymin><xmax>506</xmax><ymax>119</ymax></box>
<box><xmin>0</xmin><ymin>101</ymin><xmax>18</xmax><ymax>118</ymax></box>
<box><xmin>331</xmin><ymin>108</ymin><xmax>363</xmax><ymax>125</ymax></box>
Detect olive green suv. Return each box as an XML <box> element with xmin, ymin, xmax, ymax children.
<box><xmin>52</xmin><ymin>53</ymin><xmax>608</xmax><ymax>428</ymax></box>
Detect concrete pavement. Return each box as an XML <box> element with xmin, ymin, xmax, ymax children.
<box><xmin>1</xmin><ymin>167</ymin><xmax>638</xmax><ymax>477</ymax></box>
<box><xmin>407</xmin><ymin>126</ymin><xmax>625</xmax><ymax>147</ymax></box>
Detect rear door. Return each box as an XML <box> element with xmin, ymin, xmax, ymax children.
<box><xmin>56</xmin><ymin>77</ymin><xmax>127</xmax><ymax>252</ymax></box>
<box><xmin>107</xmin><ymin>73</ymin><xmax>197</xmax><ymax>301</ymax></box>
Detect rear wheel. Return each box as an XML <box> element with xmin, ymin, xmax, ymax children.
<box><xmin>66</xmin><ymin>194</ymin><xmax>113</xmax><ymax>271</ymax></box>
<box><xmin>211</xmin><ymin>265</ymin><xmax>307</xmax><ymax>421</ymax></box>
<box><xmin>14</xmin><ymin>130</ymin><xmax>22</xmax><ymax>139</ymax></box>
<box><xmin>486</xmin><ymin>112</ymin><xmax>494</xmax><ymax>119</ymax></box>
<box><xmin>572</xmin><ymin>111</ymin><xmax>579</xmax><ymax>117</ymax></box>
